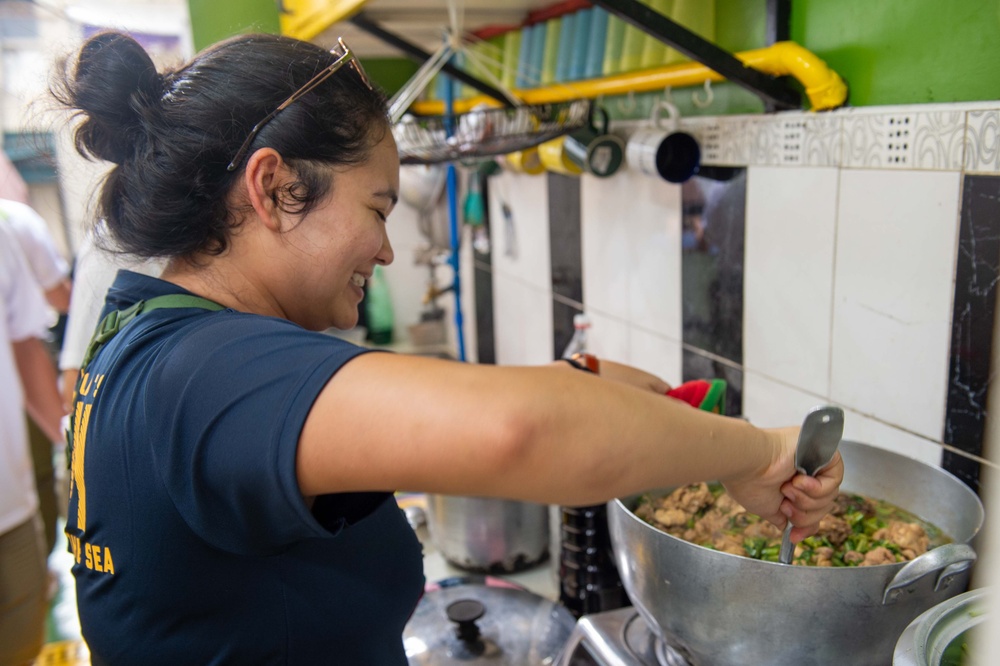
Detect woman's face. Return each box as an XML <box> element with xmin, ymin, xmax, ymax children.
<box><xmin>273</xmin><ymin>131</ymin><xmax>399</xmax><ymax>331</ymax></box>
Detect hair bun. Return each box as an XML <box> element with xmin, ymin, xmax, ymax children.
<box><xmin>63</xmin><ymin>32</ymin><xmax>163</xmax><ymax>163</ymax></box>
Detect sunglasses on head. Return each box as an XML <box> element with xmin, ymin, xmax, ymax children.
<box><xmin>227</xmin><ymin>37</ymin><xmax>372</xmax><ymax>172</ymax></box>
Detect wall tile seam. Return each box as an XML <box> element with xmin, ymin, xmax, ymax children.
<box><xmin>490</xmin><ymin>264</ymin><xmax>552</xmax><ymax>290</ymax></box>
<box><xmin>741</xmin><ymin>366</ymin><xmax>995</xmax><ymax>467</ymax></box>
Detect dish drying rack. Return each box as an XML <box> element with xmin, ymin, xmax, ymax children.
<box><xmin>393</xmin><ymin>99</ymin><xmax>591</xmax><ymax>165</ymax></box>
<box><xmin>386</xmin><ymin>1</ymin><xmax>590</xmax><ymax>166</ymax></box>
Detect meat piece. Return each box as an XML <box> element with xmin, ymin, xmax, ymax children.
<box><xmin>668</xmin><ymin>483</ymin><xmax>715</xmax><ymax>514</ymax></box>
<box><xmin>715</xmin><ymin>536</ymin><xmax>746</xmax><ymax>556</ymax></box>
<box><xmin>832</xmin><ymin>494</ymin><xmax>875</xmax><ymax>518</ymax></box>
<box><xmin>813</xmin><ymin>546</ymin><xmax>835</xmax><ymax>567</ymax></box>
<box><xmin>843</xmin><ymin>550</ymin><xmax>864</xmax><ymax>565</ymax></box>
<box><xmin>816</xmin><ymin>515</ymin><xmax>852</xmax><ymax>546</ymax></box>
<box><xmin>861</xmin><ymin>547</ymin><xmax>897</xmax><ymax>566</ymax></box>
<box><xmin>743</xmin><ymin>521</ymin><xmax>782</xmax><ymax>540</ymax></box>
<box><xmin>653</xmin><ymin>508</ymin><xmax>688</xmax><ymax>528</ymax></box>
<box><xmin>714</xmin><ymin>493</ymin><xmax>744</xmax><ymax>514</ymax></box>
<box><xmin>873</xmin><ymin>521</ymin><xmax>929</xmax><ymax>559</ymax></box>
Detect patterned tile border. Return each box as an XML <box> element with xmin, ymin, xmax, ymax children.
<box><xmin>965</xmin><ymin>110</ymin><xmax>1000</xmax><ymax>173</ymax></box>
<box><xmin>669</xmin><ymin>102</ymin><xmax>1000</xmax><ymax>172</ymax></box>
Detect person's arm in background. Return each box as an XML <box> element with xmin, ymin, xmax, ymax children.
<box><xmin>14</xmin><ymin>336</ymin><xmax>65</xmax><ymax>443</ymax></box>
<box><xmin>0</xmin><ymin>199</ymin><xmax>72</xmax><ymax>313</ymax></box>
<box><xmin>42</xmin><ymin>278</ymin><xmax>72</xmax><ymax>314</ymax></box>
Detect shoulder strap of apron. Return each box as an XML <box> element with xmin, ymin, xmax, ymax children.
<box><xmin>67</xmin><ymin>293</ymin><xmax>224</xmax><ymax>465</ymax></box>
<box><xmin>78</xmin><ymin>293</ymin><xmax>224</xmax><ymax>372</ymax></box>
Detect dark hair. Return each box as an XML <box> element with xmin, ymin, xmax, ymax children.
<box><xmin>52</xmin><ymin>31</ymin><xmax>389</xmax><ymax>258</ymax></box>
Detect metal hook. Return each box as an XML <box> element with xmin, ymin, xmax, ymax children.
<box><xmin>692</xmin><ymin>79</ymin><xmax>714</xmax><ymax>109</ymax></box>
<box><xmin>617</xmin><ymin>89</ymin><xmax>637</xmax><ymax>114</ymax></box>
<box><xmin>662</xmin><ymin>86</ymin><xmax>674</xmax><ymax>106</ymax></box>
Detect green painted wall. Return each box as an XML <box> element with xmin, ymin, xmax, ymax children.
<box><xmin>790</xmin><ymin>0</ymin><xmax>1000</xmax><ymax>106</ymax></box>
<box><xmin>187</xmin><ymin>0</ymin><xmax>279</xmax><ymax>52</ymax></box>
<box><xmin>186</xmin><ymin>0</ymin><xmax>999</xmax><ymax>112</ymax></box>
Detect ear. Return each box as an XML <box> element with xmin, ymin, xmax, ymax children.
<box><xmin>243</xmin><ymin>148</ymin><xmax>294</xmax><ymax>232</ymax></box>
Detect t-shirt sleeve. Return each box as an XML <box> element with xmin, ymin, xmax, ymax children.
<box><xmin>4</xmin><ymin>201</ymin><xmax>68</xmax><ymax>289</ymax></box>
<box><xmin>0</xmin><ymin>231</ymin><xmax>52</xmax><ymax>342</ymax></box>
<box><xmin>146</xmin><ymin>314</ymin><xmax>373</xmax><ymax>556</ymax></box>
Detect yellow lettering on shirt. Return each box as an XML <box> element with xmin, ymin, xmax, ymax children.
<box><xmin>66</xmin><ymin>371</ymin><xmax>116</xmax><ymax>577</ymax></box>
<box><xmin>78</xmin><ymin>371</ymin><xmax>92</xmax><ymax>397</ymax></box>
<box><xmin>71</xmin><ymin>401</ymin><xmax>92</xmax><ymax>531</ymax></box>
<box><xmin>80</xmin><ymin>542</ymin><xmax>114</xmax><ymax>575</ymax></box>
<box><xmin>68</xmin><ymin>534</ymin><xmax>82</xmax><ymax>564</ymax></box>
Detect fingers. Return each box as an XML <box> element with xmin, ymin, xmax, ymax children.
<box><xmin>779</xmin><ymin>451</ymin><xmax>845</xmax><ymax>542</ymax></box>
<box><xmin>599</xmin><ymin>360</ymin><xmax>671</xmax><ymax>395</ymax></box>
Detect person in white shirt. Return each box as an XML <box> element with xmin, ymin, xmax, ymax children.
<box><xmin>0</xmin><ymin>198</ymin><xmax>73</xmax><ymax>560</ymax></box>
<box><xmin>0</xmin><ymin>223</ymin><xmax>65</xmax><ymax>665</ymax></box>
<box><xmin>0</xmin><ymin>198</ymin><xmax>72</xmax><ymax>314</ymax></box>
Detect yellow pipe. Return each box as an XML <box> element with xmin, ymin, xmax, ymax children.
<box><xmin>409</xmin><ymin>41</ymin><xmax>847</xmax><ymax>115</ymax></box>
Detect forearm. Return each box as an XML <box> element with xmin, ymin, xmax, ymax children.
<box><xmin>487</xmin><ymin>366</ymin><xmax>775</xmax><ymax>504</ymax></box>
<box><xmin>299</xmin><ymin>355</ymin><xmax>776</xmax><ymax>505</ymax></box>
<box><xmin>13</xmin><ymin>337</ymin><xmax>66</xmax><ymax>443</ymax></box>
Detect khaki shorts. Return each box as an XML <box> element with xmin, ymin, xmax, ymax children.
<box><xmin>0</xmin><ymin>513</ymin><xmax>47</xmax><ymax>665</ymax></box>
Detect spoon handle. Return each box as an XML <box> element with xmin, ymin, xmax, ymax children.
<box><xmin>779</xmin><ymin>524</ymin><xmax>795</xmax><ymax>563</ymax></box>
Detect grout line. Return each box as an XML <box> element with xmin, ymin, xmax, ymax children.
<box><xmin>826</xmin><ymin>167</ymin><xmax>842</xmax><ymax>399</ymax></box>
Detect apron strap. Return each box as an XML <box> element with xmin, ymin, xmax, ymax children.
<box><xmin>79</xmin><ymin>294</ymin><xmax>224</xmax><ymax>372</ymax></box>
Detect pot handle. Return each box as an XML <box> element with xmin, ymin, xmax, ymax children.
<box><xmin>882</xmin><ymin>543</ymin><xmax>977</xmax><ymax>605</ymax></box>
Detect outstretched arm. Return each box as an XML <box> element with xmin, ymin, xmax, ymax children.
<box><xmin>297</xmin><ymin>354</ymin><xmax>841</xmax><ymax>539</ymax></box>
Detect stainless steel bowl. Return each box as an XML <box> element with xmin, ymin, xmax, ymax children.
<box><xmin>894</xmin><ymin>587</ymin><xmax>989</xmax><ymax>665</ymax></box>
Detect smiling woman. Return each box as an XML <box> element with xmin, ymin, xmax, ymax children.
<box><xmin>51</xmin><ymin>28</ymin><xmax>843</xmax><ymax>666</ymax></box>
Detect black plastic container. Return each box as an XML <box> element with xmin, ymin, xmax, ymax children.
<box><xmin>557</xmin><ymin>504</ymin><xmax>627</xmax><ymax>618</ymax></box>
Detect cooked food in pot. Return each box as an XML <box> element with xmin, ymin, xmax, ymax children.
<box><xmin>634</xmin><ymin>483</ymin><xmax>951</xmax><ymax>566</ymax></box>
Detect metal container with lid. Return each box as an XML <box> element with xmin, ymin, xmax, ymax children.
<box><xmin>425</xmin><ymin>496</ymin><xmax>549</xmax><ymax>573</ymax></box>
<box><xmin>894</xmin><ymin>587</ymin><xmax>989</xmax><ymax>665</ymax></box>
<box><xmin>403</xmin><ymin>576</ymin><xmax>575</xmax><ymax>665</ymax></box>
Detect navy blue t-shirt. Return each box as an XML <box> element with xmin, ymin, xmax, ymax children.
<box><xmin>65</xmin><ymin>271</ymin><xmax>425</xmax><ymax>665</ymax></box>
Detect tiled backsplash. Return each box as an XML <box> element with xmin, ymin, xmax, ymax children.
<box><xmin>468</xmin><ymin>100</ymin><xmax>999</xmax><ymax>492</ymax></box>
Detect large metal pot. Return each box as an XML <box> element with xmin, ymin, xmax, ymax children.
<box><xmin>426</xmin><ymin>496</ymin><xmax>549</xmax><ymax>573</ymax></box>
<box><xmin>608</xmin><ymin>440</ymin><xmax>984</xmax><ymax>666</ymax></box>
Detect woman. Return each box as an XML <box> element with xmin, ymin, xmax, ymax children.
<box><xmin>53</xmin><ymin>31</ymin><xmax>842</xmax><ymax>665</ymax></box>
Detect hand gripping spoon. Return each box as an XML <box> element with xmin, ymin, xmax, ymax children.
<box><xmin>777</xmin><ymin>405</ymin><xmax>845</xmax><ymax>565</ymax></box>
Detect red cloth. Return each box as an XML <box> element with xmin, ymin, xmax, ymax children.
<box><xmin>666</xmin><ymin>380</ymin><xmax>711</xmax><ymax>408</ymax></box>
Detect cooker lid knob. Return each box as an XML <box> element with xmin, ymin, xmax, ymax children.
<box><xmin>446</xmin><ymin>598</ymin><xmax>486</xmax><ymax>653</ymax></box>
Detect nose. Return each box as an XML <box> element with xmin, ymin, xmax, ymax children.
<box><xmin>376</xmin><ymin>224</ymin><xmax>394</xmax><ymax>266</ymax></box>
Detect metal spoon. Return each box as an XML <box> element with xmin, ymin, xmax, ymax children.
<box><xmin>777</xmin><ymin>405</ymin><xmax>845</xmax><ymax>565</ymax></box>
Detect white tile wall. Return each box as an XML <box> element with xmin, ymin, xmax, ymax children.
<box><xmin>840</xmin><ymin>408</ymin><xmax>944</xmax><ymax>468</ymax></box>
<box><xmin>830</xmin><ymin>169</ymin><xmax>962</xmax><ymax>440</ymax></box>
<box><xmin>744</xmin><ymin>166</ymin><xmax>840</xmax><ymax>396</ymax></box>
<box><xmin>743</xmin><ymin>374</ymin><xmax>944</xmax><ymax>468</ymax></box>
<box><xmin>492</xmin><ymin>272</ymin><xmax>553</xmax><ymax>367</ymax></box>
<box><xmin>742</xmin><ymin>372</ymin><xmax>830</xmax><ymax>428</ymax></box>
<box><xmin>488</xmin><ymin>171</ymin><xmax>551</xmax><ymax>290</ymax></box>
<box><xmin>580</xmin><ymin>176</ymin><xmax>632</xmax><ymax>321</ymax></box>
<box><xmin>629</xmin><ymin>328</ymin><xmax>683</xmax><ymax>386</ymax></box>
<box><xmin>586</xmin><ymin>309</ymin><xmax>631</xmax><ymax>363</ymax></box>
<box><xmin>581</xmin><ymin>171</ymin><xmax>683</xmax><ymax>339</ymax></box>
<box><xmin>475</xmin><ymin>100</ymin><xmax>993</xmax><ymax>477</ymax></box>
